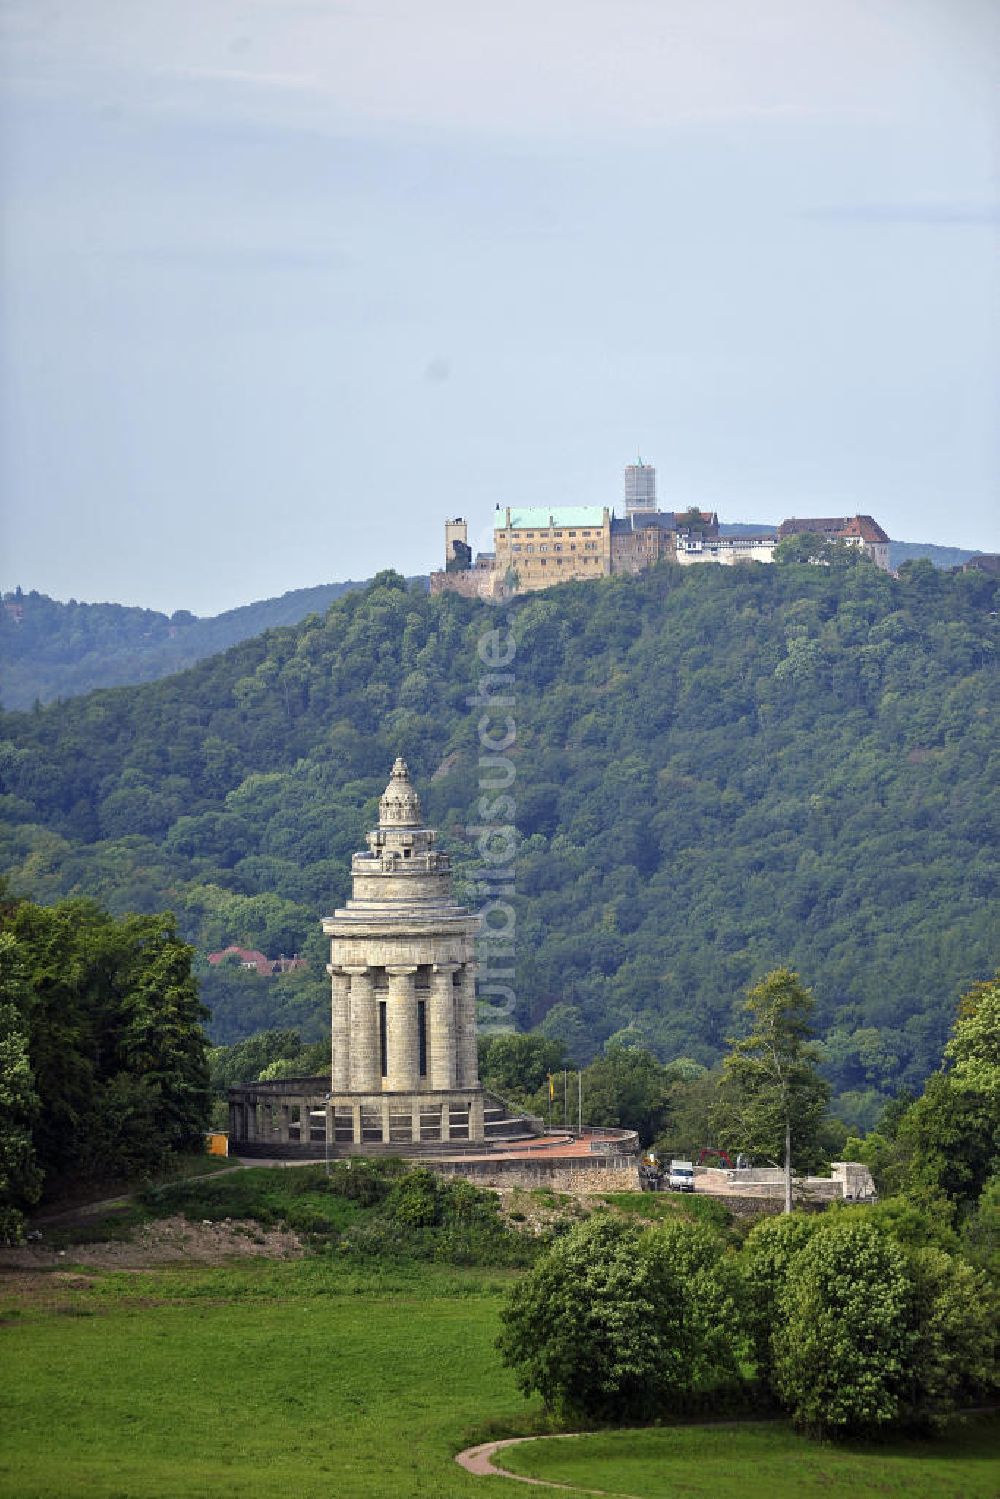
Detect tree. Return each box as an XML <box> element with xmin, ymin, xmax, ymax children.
<box><xmin>497</xmin><ymin>1214</ymin><xmax>745</xmax><ymax>1422</ymax></box>
<box><xmin>774</xmin><ymin>534</ymin><xmax>863</xmax><ymax>568</ymax></box>
<box><xmin>0</xmin><ymin>896</ymin><xmax>212</xmax><ymax>1198</ymax></box>
<box><xmin>855</xmin><ymin>973</ymin><xmax>1000</xmax><ymax>1212</ymax></box>
<box><xmin>654</xmin><ymin>1066</ymin><xmax>721</xmax><ymax>1159</ymax></box>
<box><xmin>770</xmin><ymin>1218</ymin><xmax>997</xmax><ymax>1436</ymax></box>
<box><xmin>894</xmin><ymin>1073</ymin><xmax>995</xmax><ymax>1212</ymax></box>
<box><xmin>944</xmin><ymin>972</ymin><xmax>1000</xmax><ymax>1105</ymax></box>
<box><xmin>772</xmin><ymin>1219</ymin><xmax>914</xmax><ymax>1435</ymax></box>
<box><xmin>0</xmin><ymin>934</ymin><xmax>42</xmax><ymax>1242</ymax></box>
<box><xmin>774</xmin><ymin>533</ymin><xmax>833</xmax><ymax>565</ymax></box>
<box><xmin>675</xmin><ymin>506</ymin><xmax>706</xmax><ymax>534</ymax></box>
<box><xmin>208</xmin><ymin>1029</ymin><xmax>304</xmax><ymax>1092</ymax></box>
<box><xmin>713</xmin><ymin>969</ymin><xmax>830</xmax><ymax>1212</ymax></box>
<box><xmin>576</xmin><ymin>1043</ymin><xmax>673</xmax><ymax>1142</ymax></box>
<box><xmin>740</xmin><ymin>1212</ymin><xmax>821</xmax><ymax>1385</ymax></box>
<box><xmin>477</xmin><ymin>1032</ymin><xmax>565</xmax><ymax>1101</ymax></box>
<box><xmin>903</xmin><ymin>1245</ymin><xmax>997</xmax><ymax>1421</ymax></box>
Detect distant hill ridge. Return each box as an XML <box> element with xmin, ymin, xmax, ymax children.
<box><xmin>0</xmin><ymin>536</ymin><xmax>982</xmax><ymax>707</ymax></box>
<box><xmin>0</xmin><ymin>579</ymin><xmax>406</xmax><ymax>708</ymax></box>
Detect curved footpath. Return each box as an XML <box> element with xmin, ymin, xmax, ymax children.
<box><xmin>455</xmin><ymin>1435</ymin><xmax>641</xmax><ymax>1497</ymax></box>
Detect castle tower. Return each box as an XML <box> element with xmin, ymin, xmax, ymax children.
<box><xmin>444</xmin><ymin>516</ymin><xmax>471</xmax><ymax>570</ymax></box>
<box><xmin>624</xmin><ymin>458</ymin><xmax>656</xmax><ymax>516</ymax></box>
<box><xmin>322</xmin><ymin>758</ymin><xmax>484</xmax><ymax>1147</ymax></box>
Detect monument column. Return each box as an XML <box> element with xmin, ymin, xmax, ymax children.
<box><xmin>346</xmin><ymin>966</ymin><xmax>379</xmax><ymax>1091</ymax></box>
<box><xmin>429</xmin><ymin>963</ymin><xmax>459</xmax><ymax>1089</ymax></box>
<box><xmin>456</xmin><ymin>961</ymin><xmax>480</xmax><ymax>1087</ymax></box>
<box><xmin>386</xmin><ymin>965</ymin><xmax>419</xmax><ymax>1090</ymax></box>
<box><xmin>329</xmin><ymin>965</ymin><xmax>351</xmax><ymax>1091</ymax></box>
<box><xmin>323</xmin><ymin>757</ymin><xmax>494</xmax><ymax>1151</ymax></box>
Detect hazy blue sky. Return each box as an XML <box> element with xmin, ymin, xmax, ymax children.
<box><xmin>1</xmin><ymin>0</ymin><xmax>997</xmax><ymax>614</ymax></box>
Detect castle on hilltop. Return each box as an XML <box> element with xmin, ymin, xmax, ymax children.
<box><xmin>430</xmin><ymin>459</ymin><xmax>890</xmax><ymax>598</ymax></box>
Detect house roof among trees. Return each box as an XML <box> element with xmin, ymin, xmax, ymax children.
<box><xmin>778</xmin><ymin>515</ymin><xmax>889</xmax><ymax>543</ymax></box>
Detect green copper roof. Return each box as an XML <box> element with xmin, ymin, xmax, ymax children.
<box><xmin>502</xmin><ymin>505</ymin><xmax>607</xmax><ymax>529</ymax></box>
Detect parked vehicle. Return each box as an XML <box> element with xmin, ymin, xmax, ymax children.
<box><xmin>668</xmin><ymin>1159</ymin><xmax>695</xmax><ymax>1193</ymax></box>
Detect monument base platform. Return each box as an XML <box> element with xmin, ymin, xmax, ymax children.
<box><xmin>228</xmin><ymin>1078</ymin><xmax>545</xmax><ymax>1158</ymax></box>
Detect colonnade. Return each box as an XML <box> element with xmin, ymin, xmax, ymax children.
<box><xmin>329</xmin><ymin>960</ymin><xmax>479</xmax><ymax>1094</ymax></box>
<box><xmin>229</xmin><ymin>1087</ymin><xmax>488</xmax><ymax>1151</ymax></box>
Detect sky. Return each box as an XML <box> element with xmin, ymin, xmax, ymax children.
<box><xmin>1</xmin><ymin>0</ymin><xmax>998</xmax><ymax>615</ymax></box>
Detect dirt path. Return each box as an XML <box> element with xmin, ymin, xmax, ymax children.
<box><xmin>455</xmin><ymin>1435</ymin><xmax>642</xmax><ymax>1497</ymax></box>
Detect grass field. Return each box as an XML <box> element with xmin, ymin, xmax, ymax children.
<box><xmin>4</xmin><ymin>1166</ymin><xmax>996</xmax><ymax>1499</ymax></box>
<box><xmin>499</xmin><ymin>1421</ymin><xmax>1000</xmax><ymax>1497</ymax></box>
<box><xmin>0</xmin><ymin>1257</ymin><xmax>536</xmax><ymax>1499</ymax></box>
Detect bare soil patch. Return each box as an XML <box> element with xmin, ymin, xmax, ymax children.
<box><xmin>0</xmin><ymin>1214</ymin><xmax>304</xmax><ymax>1272</ymax></box>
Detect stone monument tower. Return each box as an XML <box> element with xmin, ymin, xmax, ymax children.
<box><xmin>322</xmin><ymin>758</ymin><xmax>485</xmax><ymax>1148</ymax></box>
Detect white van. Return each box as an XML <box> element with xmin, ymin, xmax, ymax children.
<box><xmin>668</xmin><ymin>1159</ymin><xmax>695</xmax><ymax>1193</ymax></box>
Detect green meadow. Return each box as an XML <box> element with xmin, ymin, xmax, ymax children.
<box><xmin>500</xmin><ymin>1421</ymin><xmax>1000</xmax><ymax>1498</ymax></box>
<box><xmin>0</xmin><ymin>1258</ymin><xmax>532</xmax><ymax>1499</ymax></box>
<box><xmin>3</xmin><ymin>1255</ymin><xmax>998</xmax><ymax>1499</ymax></box>
<box><xmin>3</xmin><ymin>1165</ymin><xmax>997</xmax><ymax>1499</ymax></box>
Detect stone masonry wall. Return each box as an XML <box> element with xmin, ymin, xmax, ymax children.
<box><xmin>426</xmin><ymin>1158</ymin><xmax>641</xmax><ymax>1192</ymax></box>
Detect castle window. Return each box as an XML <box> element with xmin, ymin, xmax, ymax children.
<box><xmin>538</xmin><ymin>543</ymin><xmax>548</xmax><ymax>552</ymax></box>
<box><xmin>417</xmin><ymin>1000</ymin><xmax>427</xmax><ymax>1077</ymax></box>
<box><xmin>379</xmin><ymin>1001</ymin><xmax>388</xmax><ymax>1077</ymax></box>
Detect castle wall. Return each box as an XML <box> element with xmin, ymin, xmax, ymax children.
<box><xmin>429</xmin><ymin>567</ymin><xmax>498</xmax><ymax>598</ymax></box>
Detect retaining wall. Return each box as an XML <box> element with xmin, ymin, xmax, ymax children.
<box><xmin>427</xmin><ymin>1157</ymin><xmax>641</xmax><ymax>1192</ymax></box>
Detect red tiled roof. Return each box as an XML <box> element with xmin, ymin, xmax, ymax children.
<box><xmin>845</xmin><ymin>514</ymin><xmax>890</xmax><ymax>543</ymax></box>
<box><xmin>208</xmin><ymin>946</ymin><xmax>272</xmax><ymax>974</ymax></box>
<box><xmin>778</xmin><ymin>514</ymin><xmax>889</xmax><ymax>543</ymax></box>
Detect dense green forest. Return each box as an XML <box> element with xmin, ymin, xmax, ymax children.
<box><xmin>0</xmin><ymin>892</ymin><xmax>210</xmax><ymax>1238</ymax></box>
<box><xmin>0</xmin><ymin>544</ymin><xmax>978</xmax><ymax>708</ymax></box>
<box><xmin>0</xmin><ymin>556</ymin><xmax>996</xmax><ymax>1129</ymax></box>
<box><xmin>0</xmin><ymin>580</ymin><xmax>375</xmax><ymax>708</ymax></box>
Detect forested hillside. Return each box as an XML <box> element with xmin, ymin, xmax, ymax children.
<box><xmin>0</xmin><ymin>580</ymin><xmax>375</xmax><ymax>708</ymax></box>
<box><xmin>1</xmin><ymin>545</ymin><xmax>978</xmax><ymax>708</ymax></box>
<box><xmin>0</xmin><ymin>558</ymin><xmax>996</xmax><ymax>1129</ymax></box>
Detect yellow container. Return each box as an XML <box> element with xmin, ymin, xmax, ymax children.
<box><xmin>206</xmin><ymin>1132</ymin><xmax>229</xmax><ymax>1158</ymax></box>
